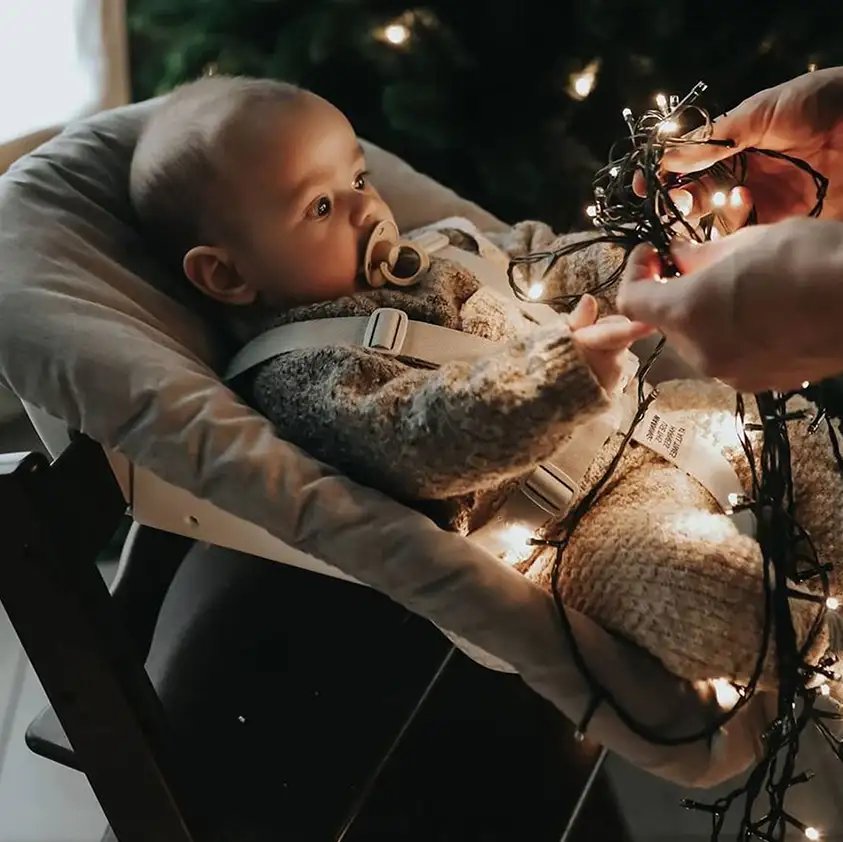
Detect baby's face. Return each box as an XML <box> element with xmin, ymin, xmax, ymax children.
<box><xmin>225</xmin><ymin>93</ymin><xmax>395</xmax><ymax>309</ymax></box>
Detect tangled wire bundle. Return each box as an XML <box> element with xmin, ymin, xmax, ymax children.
<box><xmin>508</xmin><ymin>82</ymin><xmax>842</xmax><ymax>842</ymax></box>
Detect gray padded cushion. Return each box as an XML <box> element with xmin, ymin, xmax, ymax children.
<box><xmin>0</xmin><ymin>100</ymin><xmax>772</xmax><ymax>787</ymax></box>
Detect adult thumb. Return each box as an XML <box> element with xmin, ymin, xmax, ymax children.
<box><xmin>661</xmin><ymin>98</ymin><xmax>760</xmax><ymax>174</ymax></box>
<box><xmin>615</xmin><ymin>244</ymin><xmax>680</xmax><ymax>324</ymax></box>
<box><xmin>669</xmin><ymin>224</ymin><xmax>768</xmax><ymax>273</ymax></box>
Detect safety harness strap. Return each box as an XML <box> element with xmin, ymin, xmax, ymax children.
<box><xmin>225</xmin><ymin>229</ymin><xmax>755</xmax><ymax>553</ymax></box>
<box><xmin>226</xmin><ymin>308</ymin><xmax>498</xmax><ymax>381</ymax></box>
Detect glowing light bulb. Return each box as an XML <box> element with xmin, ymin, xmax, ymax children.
<box><xmin>568</xmin><ymin>60</ymin><xmax>600</xmax><ymax>101</ymax></box>
<box><xmin>384</xmin><ymin>23</ymin><xmax>410</xmax><ymax>45</ymax></box>
<box><xmin>527</xmin><ymin>283</ymin><xmax>545</xmax><ymax>300</ymax></box>
<box><xmin>498</xmin><ymin>524</ymin><xmax>535</xmax><ymax>564</ymax></box>
<box><xmin>586</xmin><ymin>204</ymin><xmax>598</xmax><ymax>218</ymax></box>
<box><xmin>658</xmin><ymin>119</ymin><xmax>679</xmax><ymax>136</ymax></box>
<box><xmin>802</xmin><ymin>381</ymin><xmax>811</xmax><ymax>389</ymax></box>
<box><xmin>805</xmin><ymin>827</ymin><xmax>821</xmax><ymax>841</ymax></box>
<box><xmin>712</xmin><ymin>678</ymin><xmax>741</xmax><ymax>710</ymax></box>
<box><xmin>808</xmin><ymin>63</ymin><xmax>819</xmax><ymax>73</ymax></box>
<box><xmin>727</xmin><ymin>492</ymin><xmax>745</xmax><ymax>508</ymax></box>
<box><xmin>622</xmin><ymin>107</ymin><xmax>633</xmax><ymax>121</ymax></box>
<box><xmin>609</xmin><ymin>165</ymin><xmax>620</xmax><ymax>178</ymax></box>
<box><xmin>820</xmin><ymin>683</ymin><xmax>831</xmax><ymax>697</ymax></box>
<box><xmin>711</xmin><ymin>190</ymin><xmax>727</xmax><ymax>208</ymax></box>
<box><xmin>573</xmin><ymin>74</ymin><xmax>594</xmax><ymax>98</ymax></box>
<box><xmin>827</xmin><ymin>596</ymin><xmax>840</xmax><ymax>611</ymax></box>
<box><xmin>655</xmin><ymin>92</ymin><xmax>668</xmax><ymax>111</ymax></box>
<box><xmin>729</xmin><ymin>187</ymin><xmax>744</xmax><ymax>208</ymax></box>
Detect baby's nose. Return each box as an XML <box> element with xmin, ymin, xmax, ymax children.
<box><xmin>351</xmin><ymin>191</ymin><xmax>382</xmax><ymax>227</ymax></box>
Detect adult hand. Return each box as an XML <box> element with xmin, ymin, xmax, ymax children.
<box><xmin>615</xmin><ymin>218</ymin><xmax>843</xmax><ymax>393</ymax></box>
<box><xmin>662</xmin><ymin>68</ymin><xmax>843</xmax><ymax>224</ymax></box>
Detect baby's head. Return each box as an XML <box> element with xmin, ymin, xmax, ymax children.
<box><xmin>130</xmin><ymin>76</ymin><xmax>395</xmax><ymax>311</ymax></box>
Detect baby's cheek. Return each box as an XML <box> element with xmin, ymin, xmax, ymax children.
<box><xmin>319</xmin><ymin>254</ymin><xmax>363</xmax><ymax>298</ymax></box>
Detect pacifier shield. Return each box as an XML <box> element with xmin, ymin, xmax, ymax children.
<box><xmin>363</xmin><ymin>220</ymin><xmax>428</xmax><ymax>288</ymax></box>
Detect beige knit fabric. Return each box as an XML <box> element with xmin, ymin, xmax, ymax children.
<box><xmin>233</xmin><ymin>221</ymin><xmax>843</xmax><ymax>693</ymax></box>
<box><xmin>239</xmin><ymin>231</ymin><xmax>611</xmax><ymax>535</ymax></box>
<box><xmin>503</xmin><ymin>221</ymin><xmax>843</xmax><ymax>689</ymax></box>
<box><xmin>521</xmin><ymin>382</ymin><xmax>841</xmax><ymax>689</ymax></box>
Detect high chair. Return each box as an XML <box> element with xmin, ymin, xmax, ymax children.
<box><xmin>0</xmin><ymin>97</ymin><xmax>774</xmax><ymax>841</ymax></box>
<box><xmin>5</xmin><ymin>432</ymin><xmax>630</xmax><ymax>841</ymax></box>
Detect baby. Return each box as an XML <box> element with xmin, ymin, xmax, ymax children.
<box><xmin>131</xmin><ymin>76</ymin><xmax>843</xmax><ymax>694</ymax></box>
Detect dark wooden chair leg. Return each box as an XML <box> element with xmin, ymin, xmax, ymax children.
<box><xmin>0</xmin><ymin>439</ymin><xmax>201</xmax><ymax>842</ymax></box>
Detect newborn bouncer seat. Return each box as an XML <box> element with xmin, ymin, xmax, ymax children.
<box><xmin>0</xmin><ymin>99</ymin><xmax>775</xmax><ymax>841</ymax></box>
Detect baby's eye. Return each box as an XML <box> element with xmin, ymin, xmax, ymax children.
<box><xmin>309</xmin><ymin>196</ymin><xmax>332</xmax><ymax>218</ymax></box>
<box><xmin>353</xmin><ymin>171</ymin><xmax>369</xmax><ymax>190</ymax></box>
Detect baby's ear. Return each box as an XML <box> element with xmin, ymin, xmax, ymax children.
<box><xmin>183</xmin><ymin>246</ymin><xmax>257</xmax><ymax>305</ymax></box>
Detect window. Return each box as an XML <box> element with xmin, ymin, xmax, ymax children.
<box><xmin>0</xmin><ymin>0</ymin><xmax>128</xmax><ymax>146</ymax></box>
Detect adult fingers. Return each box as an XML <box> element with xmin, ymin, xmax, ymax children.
<box><xmin>713</xmin><ymin>185</ymin><xmax>753</xmax><ymax>235</ymax></box>
<box><xmin>668</xmin><ymin>223</ymin><xmax>767</xmax><ymax>274</ymax></box>
<box><xmin>631</xmin><ymin>169</ymin><xmax>648</xmax><ymax>197</ymax></box>
<box><xmin>631</xmin><ymin>170</ymin><xmax>694</xmax><ymax>206</ymax></box>
<box><xmin>661</xmin><ymin>95</ymin><xmax>766</xmax><ymax>173</ymax></box>
<box><xmin>671</xmin><ymin>184</ymin><xmax>752</xmax><ymax>231</ymax></box>
<box><xmin>619</xmin><ymin>242</ymin><xmax>664</xmax><ymax>282</ymax></box>
<box><xmin>614</xmin><ymin>244</ymin><xmax>682</xmax><ymax>324</ymax></box>
<box><xmin>636</xmin><ymin>177</ymin><xmax>752</xmax><ymax>238</ymax></box>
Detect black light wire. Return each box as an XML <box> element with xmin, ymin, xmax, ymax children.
<box><xmin>508</xmin><ymin>82</ymin><xmax>841</xmax><ymax>841</ymax></box>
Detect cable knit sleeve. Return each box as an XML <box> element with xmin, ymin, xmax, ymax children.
<box><xmin>249</xmin><ymin>321</ymin><xmax>610</xmax><ymax>502</ymax></box>
<box><xmin>489</xmin><ymin>220</ymin><xmax>626</xmax><ymax>315</ymax></box>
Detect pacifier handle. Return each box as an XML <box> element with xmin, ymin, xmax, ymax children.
<box><xmin>363</xmin><ymin>220</ymin><xmax>429</xmax><ymax>289</ymax></box>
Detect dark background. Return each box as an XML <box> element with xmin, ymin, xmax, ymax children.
<box><xmin>128</xmin><ymin>0</ymin><xmax>843</xmax><ymax>232</ymax></box>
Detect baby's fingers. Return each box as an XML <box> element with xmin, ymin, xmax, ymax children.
<box><xmin>575</xmin><ymin>318</ymin><xmax>654</xmax><ymax>352</ymax></box>
<box><xmin>567</xmin><ymin>293</ymin><xmax>599</xmax><ymax>330</ymax></box>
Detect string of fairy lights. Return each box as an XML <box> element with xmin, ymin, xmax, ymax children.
<box><xmin>364</xmin><ymin>20</ymin><xmax>842</xmax><ymax>833</ymax></box>
<box><xmin>368</xmin><ymin>22</ymin><xmax>842</xmax><ymax>836</ymax></box>
<box><xmin>198</xmin><ymin>17</ymin><xmax>840</xmax><ymax>836</ymax></box>
<box><xmin>504</xmin><ymin>82</ymin><xmax>842</xmax><ymax>842</ymax></box>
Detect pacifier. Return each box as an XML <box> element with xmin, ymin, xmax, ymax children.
<box><xmin>363</xmin><ymin>220</ymin><xmax>429</xmax><ymax>288</ymax></box>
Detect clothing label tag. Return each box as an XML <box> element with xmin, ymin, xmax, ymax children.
<box><xmin>631</xmin><ymin>406</ymin><xmax>756</xmax><ymax>537</ymax></box>
<box><xmin>633</xmin><ymin>407</ymin><xmax>695</xmax><ymax>465</ymax></box>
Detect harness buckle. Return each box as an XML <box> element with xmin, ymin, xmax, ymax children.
<box><xmin>522</xmin><ymin>463</ymin><xmax>579</xmax><ymax>519</ymax></box>
<box><xmin>363</xmin><ymin>308</ymin><xmax>409</xmax><ymax>355</ymax></box>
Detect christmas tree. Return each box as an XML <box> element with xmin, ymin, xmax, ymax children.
<box><xmin>128</xmin><ymin>0</ymin><xmax>843</xmax><ymax>231</ymax></box>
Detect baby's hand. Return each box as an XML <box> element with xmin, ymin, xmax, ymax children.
<box><xmin>569</xmin><ymin>295</ymin><xmax>653</xmax><ymax>392</ymax></box>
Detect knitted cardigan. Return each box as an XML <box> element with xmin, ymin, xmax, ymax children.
<box><xmin>232</xmin><ymin>221</ymin><xmax>843</xmax><ymax>692</ymax></box>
